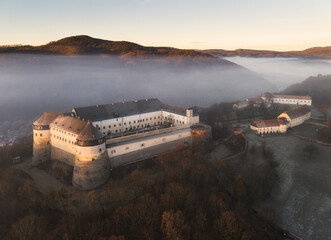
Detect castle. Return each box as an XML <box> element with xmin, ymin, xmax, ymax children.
<box><xmin>32</xmin><ymin>98</ymin><xmax>207</xmax><ymax>190</ymax></box>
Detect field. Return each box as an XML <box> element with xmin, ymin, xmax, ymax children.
<box><xmin>245</xmin><ymin>132</ymin><xmax>331</xmax><ymax>240</ymax></box>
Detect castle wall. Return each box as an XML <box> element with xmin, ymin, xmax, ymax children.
<box><xmin>107</xmin><ymin>129</ymin><xmax>191</xmax><ymax>168</ymax></box>
<box><xmin>49</xmin><ymin>127</ymin><xmax>77</xmax><ymax>155</ymax></box>
<box><xmin>109</xmin><ymin>137</ymin><xmax>191</xmax><ymax>168</ymax></box>
<box><xmin>73</xmin><ymin>143</ymin><xmax>110</xmax><ymax>190</ymax></box>
<box><xmin>32</xmin><ymin>129</ymin><xmax>51</xmax><ymax>166</ymax></box>
<box><xmin>93</xmin><ymin>111</ymin><xmax>163</xmax><ymax>135</ymax></box>
<box><xmin>51</xmin><ymin>145</ymin><xmax>75</xmax><ymax>166</ymax></box>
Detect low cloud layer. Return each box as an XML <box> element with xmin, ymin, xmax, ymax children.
<box><xmin>224</xmin><ymin>57</ymin><xmax>331</xmax><ymax>91</ymax></box>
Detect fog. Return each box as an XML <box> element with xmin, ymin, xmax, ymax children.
<box><xmin>0</xmin><ymin>54</ymin><xmax>274</xmax><ymax>139</ymax></box>
<box><xmin>224</xmin><ymin>57</ymin><xmax>331</xmax><ymax>91</ymax></box>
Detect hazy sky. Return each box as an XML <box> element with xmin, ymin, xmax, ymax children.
<box><xmin>1</xmin><ymin>0</ymin><xmax>331</xmax><ymax>50</ymax></box>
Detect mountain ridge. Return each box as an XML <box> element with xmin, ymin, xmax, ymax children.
<box><xmin>202</xmin><ymin>46</ymin><xmax>331</xmax><ymax>58</ymax></box>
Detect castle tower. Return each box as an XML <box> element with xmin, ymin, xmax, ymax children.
<box><xmin>72</xmin><ymin>122</ymin><xmax>110</xmax><ymax>190</ymax></box>
<box><xmin>32</xmin><ymin>112</ymin><xmax>60</xmax><ymax>166</ymax></box>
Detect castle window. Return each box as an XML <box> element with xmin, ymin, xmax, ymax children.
<box><xmin>154</xmin><ymin>117</ymin><xmax>156</xmax><ymax>120</ymax></box>
<box><xmin>111</xmin><ymin>150</ymin><xmax>116</xmax><ymax>153</ymax></box>
<box><xmin>115</xmin><ymin>130</ymin><xmax>118</xmax><ymax>133</ymax></box>
<box><xmin>99</xmin><ymin>148</ymin><xmax>101</xmax><ymax>152</ymax></box>
<box><xmin>35</xmin><ymin>133</ymin><xmax>37</xmax><ymax>136</ymax></box>
<box><xmin>119</xmin><ymin>123</ymin><xmax>121</xmax><ymax>126</ymax></box>
<box><xmin>124</xmin><ymin>122</ymin><xmax>126</xmax><ymax>125</ymax></box>
<box><xmin>150</xmin><ymin>118</ymin><xmax>152</xmax><ymax>120</ymax></box>
<box><xmin>114</xmin><ymin>124</ymin><xmax>116</xmax><ymax>127</ymax></box>
<box><xmin>141</xmin><ymin>143</ymin><xmax>145</xmax><ymax>147</ymax></box>
<box><xmin>109</xmin><ymin>125</ymin><xmax>111</xmax><ymax>128</ymax></box>
<box><xmin>103</xmin><ymin>126</ymin><xmax>105</xmax><ymax>129</ymax></box>
<box><xmin>134</xmin><ymin>121</ymin><xmax>136</xmax><ymax>123</ymax></box>
<box><xmin>125</xmin><ymin>128</ymin><xmax>128</xmax><ymax>131</ymax></box>
<box><xmin>40</xmin><ymin>134</ymin><xmax>42</xmax><ymax>137</ymax></box>
<box><xmin>129</xmin><ymin>121</ymin><xmax>131</xmax><ymax>124</ymax></box>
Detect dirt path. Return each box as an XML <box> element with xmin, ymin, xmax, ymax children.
<box><xmin>15</xmin><ymin>159</ymin><xmax>65</xmax><ymax>193</ymax></box>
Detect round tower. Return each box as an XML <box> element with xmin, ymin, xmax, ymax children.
<box><xmin>73</xmin><ymin>122</ymin><xmax>110</xmax><ymax>190</ymax></box>
<box><xmin>32</xmin><ymin>112</ymin><xmax>60</xmax><ymax>166</ymax></box>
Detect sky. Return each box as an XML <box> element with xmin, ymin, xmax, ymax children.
<box><xmin>1</xmin><ymin>0</ymin><xmax>331</xmax><ymax>51</ymax></box>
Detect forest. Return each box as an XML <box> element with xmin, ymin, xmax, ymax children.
<box><xmin>0</xmin><ymin>131</ymin><xmax>283</xmax><ymax>240</ymax></box>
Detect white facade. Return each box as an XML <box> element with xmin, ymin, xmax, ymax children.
<box><xmin>250</xmin><ymin>122</ymin><xmax>287</xmax><ymax>134</ymax></box>
<box><xmin>92</xmin><ymin>110</ymin><xmax>199</xmax><ymax>136</ymax></box>
<box><xmin>108</xmin><ymin>128</ymin><xmax>191</xmax><ymax>158</ymax></box>
<box><xmin>272</xmin><ymin>97</ymin><xmax>312</xmax><ymax>106</ymax></box>
<box><xmin>261</xmin><ymin>93</ymin><xmax>312</xmax><ymax>106</ymax></box>
<box><xmin>278</xmin><ymin>111</ymin><xmax>311</xmax><ymax>128</ymax></box>
<box><xmin>49</xmin><ymin>125</ymin><xmax>77</xmax><ymax>155</ymax></box>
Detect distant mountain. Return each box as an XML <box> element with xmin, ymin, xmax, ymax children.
<box><xmin>202</xmin><ymin>47</ymin><xmax>331</xmax><ymax>58</ymax></box>
<box><xmin>0</xmin><ymin>35</ymin><xmax>237</xmax><ymax>66</ymax></box>
<box><xmin>283</xmin><ymin>74</ymin><xmax>331</xmax><ymax>103</ymax></box>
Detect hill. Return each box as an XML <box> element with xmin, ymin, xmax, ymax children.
<box><xmin>0</xmin><ymin>35</ymin><xmax>237</xmax><ymax>67</ymax></box>
<box><xmin>202</xmin><ymin>46</ymin><xmax>331</xmax><ymax>58</ymax></box>
<box><xmin>283</xmin><ymin>74</ymin><xmax>331</xmax><ymax>103</ymax></box>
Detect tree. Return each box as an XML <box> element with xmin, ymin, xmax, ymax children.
<box><xmin>161</xmin><ymin>210</ymin><xmax>190</xmax><ymax>240</ymax></box>
<box><xmin>10</xmin><ymin>215</ymin><xmax>46</xmax><ymax>240</ymax></box>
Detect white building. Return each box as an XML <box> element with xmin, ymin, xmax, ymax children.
<box><xmin>261</xmin><ymin>93</ymin><xmax>312</xmax><ymax>106</ymax></box>
<box><xmin>250</xmin><ymin>119</ymin><xmax>287</xmax><ymax>134</ymax></box>
<box><xmin>33</xmin><ymin>98</ymin><xmax>204</xmax><ymax>190</ymax></box>
<box><xmin>250</xmin><ymin>105</ymin><xmax>311</xmax><ymax>134</ymax></box>
<box><xmin>277</xmin><ymin>105</ymin><xmax>311</xmax><ymax>128</ymax></box>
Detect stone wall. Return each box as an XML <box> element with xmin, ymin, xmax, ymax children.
<box><xmin>72</xmin><ymin>151</ymin><xmax>110</xmax><ymax>190</ymax></box>
<box><xmin>51</xmin><ymin>146</ymin><xmax>75</xmax><ymax>166</ymax></box>
<box><xmin>109</xmin><ymin>137</ymin><xmax>191</xmax><ymax>168</ymax></box>
<box><xmin>32</xmin><ymin>143</ymin><xmax>51</xmax><ymax>166</ymax></box>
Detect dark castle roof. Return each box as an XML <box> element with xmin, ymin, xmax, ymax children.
<box><xmin>282</xmin><ymin>105</ymin><xmax>311</xmax><ymax>119</ymax></box>
<box><xmin>33</xmin><ymin>112</ymin><xmax>61</xmax><ymax>126</ymax></box>
<box><xmin>77</xmin><ymin>122</ymin><xmax>104</xmax><ymax>141</ymax></box>
<box><xmin>72</xmin><ymin>98</ymin><xmax>190</xmax><ymax>122</ymax></box>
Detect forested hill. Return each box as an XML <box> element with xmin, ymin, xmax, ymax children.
<box><xmin>202</xmin><ymin>46</ymin><xmax>331</xmax><ymax>58</ymax></box>
<box><xmin>283</xmin><ymin>74</ymin><xmax>331</xmax><ymax>103</ymax></box>
<box><xmin>0</xmin><ymin>35</ymin><xmax>234</xmax><ymax>65</ymax></box>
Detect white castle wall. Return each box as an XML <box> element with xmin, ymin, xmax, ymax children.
<box><xmin>107</xmin><ymin>128</ymin><xmax>191</xmax><ymax>168</ymax></box>
<box><xmin>93</xmin><ymin>111</ymin><xmax>163</xmax><ymax>135</ymax></box>
<box><xmin>93</xmin><ymin>110</ymin><xmax>199</xmax><ymax>136</ymax></box>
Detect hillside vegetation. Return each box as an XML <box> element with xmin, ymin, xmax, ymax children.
<box><xmin>203</xmin><ymin>47</ymin><xmax>331</xmax><ymax>58</ymax></box>
<box><xmin>0</xmin><ymin>137</ymin><xmax>282</xmax><ymax>239</ymax></box>
<box><xmin>0</xmin><ymin>35</ymin><xmax>237</xmax><ymax>67</ymax></box>
<box><xmin>283</xmin><ymin>74</ymin><xmax>331</xmax><ymax>104</ymax></box>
